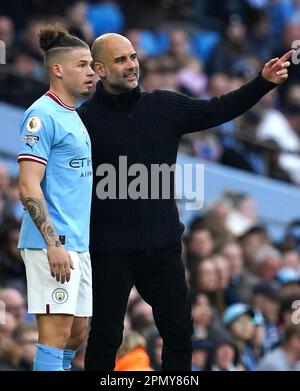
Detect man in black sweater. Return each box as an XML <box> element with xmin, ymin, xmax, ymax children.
<box><xmin>77</xmin><ymin>33</ymin><xmax>293</xmax><ymax>371</ymax></box>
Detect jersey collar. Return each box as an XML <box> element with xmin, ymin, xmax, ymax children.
<box><xmin>45</xmin><ymin>91</ymin><xmax>76</xmax><ymax>111</ymax></box>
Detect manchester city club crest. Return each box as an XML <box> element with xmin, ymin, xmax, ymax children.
<box><xmin>52</xmin><ymin>288</ymin><xmax>68</xmax><ymax>304</ymax></box>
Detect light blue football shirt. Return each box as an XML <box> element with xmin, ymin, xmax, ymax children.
<box><xmin>18</xmin><ymin>91</ymin><xmax>93</xmax><ymax>251</ymax></box>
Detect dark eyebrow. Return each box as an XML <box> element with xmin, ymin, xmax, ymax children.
<box><xmin>114</xmin><ymin>53</ymin><xmax>137</xmax><ymax>62</ymax></box>
<box><xmin>114</xmin><ymin>55</ymin><xmax>126</xmax><ymax>62</ymax></box>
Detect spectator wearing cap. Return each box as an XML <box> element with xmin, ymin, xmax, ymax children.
<box><xmin>252</xmin><ymin>283</ymin><xmax>281</xmax><ymax>352</ymax></box>
<box><xmin>276</xmin><ymin>267</ymin><xmax>300</xmax><ymax>297</ymax></box>
<box><xmin>222</xmin><ymin>303</ymin><xmax>257</xmax><ymax>370</ymax></box>
<box><xmin>257</xmin><ymin>324</ymin><xmax>300</xmax><ymax>371</ymax></box>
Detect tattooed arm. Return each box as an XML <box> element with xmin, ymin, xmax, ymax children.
<box><xmin>22</xmin><ymin>197</ymin><xmax>62</xmax><ymax>248</ymax></box>
<box><xmin>19</xmin><ymin>161</ymin><xmax>74</xmax><ymax>283</ymax></box>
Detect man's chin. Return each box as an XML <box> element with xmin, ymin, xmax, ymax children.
<box><xmin>124</xmin><ymin>80</ymin><xmax>138</xmax><ymax>90</ymax></box>
<box><xmin>81</xmin><ymin>88</ymin><xmax>93</xmax><ymax>96</ymax></box>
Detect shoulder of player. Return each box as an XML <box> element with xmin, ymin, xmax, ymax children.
<box><xmin>23</xmin><ymin>96</ymin><xmax>54</xmax><ymax>120</ymax></box>
<box><xmin>21</xmin><ymin>98</ymin><xmax>56</xmax><ymax>133</ymax></box>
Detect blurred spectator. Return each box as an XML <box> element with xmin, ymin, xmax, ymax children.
<box><xmin>276</xmin><ymin>267</ymin><xmax>300</xmax><ymax>297</ymax></box>
<box><xmin>238</xmin><ymin>225</ymin><xmax>271</xmax><ymax>267</ymax></box>
<box><xmin>251</xmin><ymin>245</ymin><xmax>281</xmax><ymax>280</ymax></box>
<box><xmin>168</xmin><ymin>28</ymin><xmax>191</xmax><ymax>68</ymax></box>
<box><xmin>115</xmin><ymin>330</ymin><xmax>153</xmax><ymax>371</ymax></box>
<box><xmin>210</xmin><ymin>339</ymin><xmax>242</xmax><ymax>371</ymax></box>
<box><xmin>128</xmin><ymin>298</ymin><xmax>154</xmax><ymax>338</ymax></box>
<box><xmin>146</xmin><ymin>327</ymin><xmax>162</xmax><ymax>371</ymax></box>
<box><xmin>0</xmin><ymin>288</ymin><xmax>26</xmax><ymax>324</ymax></box>
<box><xmin>0</xmin><ymin>162</ymin><xmax>10</xmax><ymax>197</ymax></box>
<box><xmin>16</xmin><ymin>18</ymin><xmax>47</xmax><ymax>81</ymax></box>
<box><xmin>192</xmin><ymin>257</ymin><xmax>218</xmax><ymax>295</ymax></box>
<box><xmin>245</xmin><ymin>7</ymin><xmax>272</xmax><ymax>62</ymax></box>
<box><xmin>0</xmin><ymin>311</ymin><xmax>16</xmax><ymax>339</ymax></box>
<box><xmin>191</xmin><ymin>339</ymin><xmax>211</xmax><ymax>371</ymax></box>
<box><xmin>11</xmin><ymin>323</ymin><xmax>38</xmax><ymax>370</ymax></box>
<box><xmin>215</xmin><ymin>254</ymin><xmax>231</xmax><ymax>290</ymax></box>
<box><xmin>186</xmin><ymin>225</ymin><xmax>215</xmax><ymax>273</ymax></box>
<box><xmin>281</xmin><ymin>250</ymin><xmax>300</xmax><ymax>272</ymax></box>
<box><xmin>0</xmin><ymin>219</ymin><xmax>26</xmax><ymax>295</ymax></box>
<box><xmin>0</xmin><ymin>15</ymin><xmax>14</xmax><ymax>61</ymax></box>
<box><xmin>177</xmin><ymin>57</ymin><xmax>207</xmax><ymax>97</ymax></box>
<box><xmin>222</xmin><ymin>303</ymin><xmax>257</xmax><ymax>370</ymax></box>
<box><xmin>0</xmin><ymin>337</ymin><xmax>21</xmax><ymax>371</ymax></box>
<box><xmin>252</xmin><ymin>282</ymin><xmax>281</xmax><ymax>351</ymax></box>
<box><xmin>192</xmin><ymin>293</ymin><xmax>227</xmax><ymax>345</ymax></box>
<box><xmin>222</xmin><ymin>241</ymin><xmax>259</xmax><ymax>305</ymax></box>
<box><xmin>226</xmin><ymin>193</ymin><xmax>258</xmax><ymax>236</ymax></box>
<box><xmin>5</xmin><ymin>177</ymin><xmax>23</xmax><ymax>221</ymax></box>
<box><xmin>257</xmin><ymin>324</ymin><xmax>300</xmax><ymax>371</ymax></box>
<box><xmin>281</xmin><ymin>220</ymin><xmax>300</xmax><ymax>252</ymax></box>
<box><xmin>208</xmin><ymin>15</ymin><xmax>252</xmax><ymax>76</ymax></box>
<box><xmin>65</xmin><ymin>1</ymin><xmax>93</xmax><ymax>44</ymax></box>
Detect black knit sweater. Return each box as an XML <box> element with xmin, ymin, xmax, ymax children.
<box><xmin>77</xmin><ymin>74</ymin><xmax>276</xmax><ymax>252</ymax></box>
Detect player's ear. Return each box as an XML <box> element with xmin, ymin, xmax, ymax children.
<box><xmin>52</xmin><ymin>63</ymin><xmax>63</xmax><ymax>79</ymax></box>
<box><xmin>93</xmin><ymin>61</ymin><xmax>105</xmax><ymax>78</ymax></box>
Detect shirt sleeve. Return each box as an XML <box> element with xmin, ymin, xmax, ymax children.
<box><xmin>18</xmin><ymin>110</ymin><xmax>55</xmax><ymax>166</ymax></box>
<box><xmin>159</xmin><ymin>73</ymin><xmax>277</xmax><ymax>136</ymax></box>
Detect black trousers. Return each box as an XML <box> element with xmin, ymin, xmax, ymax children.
<box><xmin>85</xmin><ymin>244</ymin><xmax>193</xmax><ymax>371</ymax></box>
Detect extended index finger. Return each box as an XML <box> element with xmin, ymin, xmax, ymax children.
<box><xmin>280</xmin><ymin>49</ymin><xmax>295</xmax><ymax>62</ymax></box>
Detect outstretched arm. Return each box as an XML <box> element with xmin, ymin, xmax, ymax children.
<box><xmin>166</xmin><ymin>50</ymin><xmax>294</xmax><ymax>135</ymax></box>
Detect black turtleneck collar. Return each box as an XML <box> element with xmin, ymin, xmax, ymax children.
<box><xmin>93</xmin><ymin>81</ymin><xmax>142</xmax><ymax>110</ymax></box>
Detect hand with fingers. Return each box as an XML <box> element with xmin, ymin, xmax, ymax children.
<box><xmin>47</xmin><ymin>245</ymin><xmax>75</xmax><ymax>284</ymax></box>
<box><xmin>262</xmin><ymin>50</ymin><xmax>295</xmax><ymax>85</ymax></box>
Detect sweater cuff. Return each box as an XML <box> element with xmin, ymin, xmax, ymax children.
<box><xmin>257</xmin><ymin>71</ymin><xmax>278</xmax><ymax>91</ymax></box>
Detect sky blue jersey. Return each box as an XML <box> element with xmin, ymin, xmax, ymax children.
<box><xmin>18</xmin><ymin>91</ymin><xmax>93</xmax><ymax>251</ymax></box>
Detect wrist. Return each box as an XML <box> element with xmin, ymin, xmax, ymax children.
<box><xmin>47</xmin><ymin>239</ymin><xmax>62</xmax><ymax>248</ymax></box>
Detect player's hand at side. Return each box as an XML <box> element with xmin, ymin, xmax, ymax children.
<box><xmin>47</xmin><ymin>245</ymin><xmax>75</xmax><ymax>283</ymax></box>
<box><xmin>262</xmin><ymin>50</ymin><xmax>295</xmax><ymax>85</ymax></box>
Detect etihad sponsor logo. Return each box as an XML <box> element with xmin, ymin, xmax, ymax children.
<box><xmin>69</xmin><ymin>157</ymin><xmax>92</xmax><ymax>169</ymax></box>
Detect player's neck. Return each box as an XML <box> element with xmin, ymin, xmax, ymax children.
<box><xmin>48</xmin><ymin>85</ymin><xmax>76</xmax><ymax>108</ymax></box>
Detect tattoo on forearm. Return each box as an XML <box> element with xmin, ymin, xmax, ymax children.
<box><xmin>22</xmin><ymin>198</ymin><xmax>62</xmax><ymax>247</ymax></box>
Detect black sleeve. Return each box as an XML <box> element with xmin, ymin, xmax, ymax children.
<box><xmin>161</xmin><ymin>73</ymin><xmax>277</xmax><ymax>135</ymax></box>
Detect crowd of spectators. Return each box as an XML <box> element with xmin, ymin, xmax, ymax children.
<box><xmin>1</xmin><ymin>0</ymin><xmax>300</xmax><ymax>371</ymax></box>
